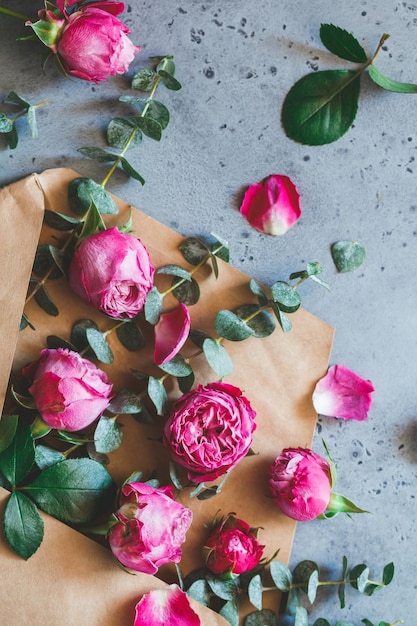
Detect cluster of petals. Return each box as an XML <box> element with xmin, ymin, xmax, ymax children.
<box><xmin>312</xmin><ymin>364</ymin><xmax>375</xmax><ymax>421</ymax></box>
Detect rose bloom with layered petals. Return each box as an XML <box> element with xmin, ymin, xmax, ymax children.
<box><xmin>269</xmin><ymin>447</ymin><xmax>332</xmax><ymax>521</ymax></box>
<box><xmin>68</xmin><ymin>227</ymin><xmax>154</xmax><ymax>319</ymax></box>
<box><xmin>204</xmin><ymin>514</ymin><xmax>264</xmax><ymax>576</ymax></box>
<box><xmin>22</xmin><ymin>348</ymin><xmax>113</xmax><ymax>432</ymax></box>
<box><xmin>108</xmin><ymin>482</ymin><xmax>193</xmax><ymax>574</ymax></box>
<box><xmin>56</xmin><ymin>2</ymin><xmax>140</xmax><ymax>82</ymax></box>
<box><xmin>240</xmin><ymin>174</ymin><xmax>301</xmax><ymax>236</ymax></box>
<box><xmin>312</xmin><ymin>364</ymin><xmax>375</xmax><ymax>421</ymax></box>
<box><xmin>163</xmin><ymin>382</ymin><xmax>256</xmax><ymax>484</ymax></box>
<box><xmin>134</xmin><ymin>584</ymin><xmax>201</xmax><ymax>626</ymax></box>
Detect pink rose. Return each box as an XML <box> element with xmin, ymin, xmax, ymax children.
<box><xmin>154</xmin><ymin>303</ymin><xmax>191</xmax><ymax>365</ymax></box>
<box><xmin>22</xmin><ymin>348</ymin><xmax>113</xmax><ymax>432</ymax></box>
<box><xmin>108</xmin><ymin>482</ymin><xmax>193</xmax><ymax>574</ymax></box>
<box><xmin>163</xmin><ymin>382</ymin><xmax>256</xmax><ymax>484</ymax></box>
<box><xmin>134</xmin><ymin>584</ymin><xmax>201</xmax><ymax>626</ymax></box>
<box><xmin>56</xmin><ymin>2</ymin><xmax>140</xmax><ymax>82</ymax></box>
<box><xmin>312</xmin><ymin>364</ymin><xmax>375</xmax><ymax>421</ymax></box>
<box><xmin>269</xmin><ymin>448</ymin><xmax>331</xmax><ymax>521</ymax></box>
<box><xmin>204</xmin><ymin>514</ymin><xmax>264</xmax><ymax>576</ymax></box>
<box><xmin>68</xmin><ymin>227</ymin><xmax>154</xmax><ymax>319</ymax></box>
<box><xmin>240</xmin><ymin>174</ymin><xmax>301</xmax><ymax>235</ymax></box>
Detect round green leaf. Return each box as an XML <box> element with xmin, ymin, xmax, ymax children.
<box><xmin>319</xmin><ymin>24</ymin><xmax>368</xmax><ymax>62</ymax></box>
<box><xmin>186</xmin><ymin>579</ymin><xmax>210</xmax><ymax>607</ymax></box>
<box><xmin>245</xmin><ymin>609</ymin><xmax>279</xmax><ymax>626</ymax></box>
<box><xmin>4</xmin><ymin>492</ymin><xmax>44</xmax><ymax>560</ymax></box>
<box><xmin>158</xmin><ymin>69</ymin><xmax>182</xmax><ymax>91</ymax></box>
<box><xmin>0</xmin><ymin>112</ymin><xmax>13</xmax><ymax>133</ymax></box>
<box><xmin>32</xmin><ymin>244</ymin><xmax>62</xmax><ymax>280</ymax></box>
<box><xmin>349</xmin><ymin>563</ymin><xmax>369</xmax><ymax>592</ymax></box>
<box><xmin>203</xmin><ymin>338</ymin><xmax>234</xmax><ymax>377</ymax></box>
<box><xmin>158</xmin><ymin>355</ymin><xmax>193</xmax><ymax>377</ymax></box>
<box><xmin>249</xmin><ymin>279</ymin><xmax>269</xmax><ymax>306</ymax></box>
<box><xmin>116</xmin><ymin>320</ymin><xmax>145</xmax><ymax>351</ymax></box>
<box><xmin>271</xmin><ymin>303</ymin><xmax>292</xmax><ymax>333</ymax></box>
<box><xmin>331</xmin><ymin>239</ymin><xmax>366</xmax><ymax>272</ymax></box>
<box><xmin>129</xmin><ymin>115</ymin><xmax>162</xmax><ymax>141</ymax></box>
<box><xmin>131</xmin><ymin>67</ymin><xmax>158</xmax><ymax>91</ymax></box>
<box><xmin>145</xmin><ymin>100</ymin><xmax>170</xmax><ymax>129</ymax></box>
<box><xmin>148</xmin><ymin>376</ymin><xmax>168</xmax><ymax>416</ymax></box>
<box><xmin>269</xmin><ymin>560</ymin><xmax>292</xmax><ymax>592</ymax></box>
<box><xmin>78</xmin><ymin>147</ymin><xmax>118</xmax><ymax>163</ymax></box>
<box><xmin>179</xmin><ymin>237</ymin><xmax>210</xmax><ymax>265</ymax></box>
<box><xmin>144</xmin><ymin>286</ymin><xmax>163</xmax><ymax>324</ymax></box>
<box><xmin>207</xmin><ymin>577</ymin><xmax>238</xmax><ymax>601</ymax></box>
<box><xmin>70</xmin><ymin>318</ymin><xmax>99</xmax><ymax>353</ymax></box>
<box><xmin>107</xmin><ymin>389</ymin><xmax>145</xmax><ymax>415</ymax></box>
<box><xmin>270</xmin><ymin>281</ymin><xmax>301</xmax><ymax>313</ymax></box>
<box><xmin>236</xmin><ymin>304</ymin><xmax>276</xmax><ymax>338</ymax></box>
<box><xmin>172</xmin><ymin>276</ymin><xmax>200</xmax><ymax>305</ymax></box>
<box><xmin>215</xmin><ymin>309</ymin><xmax>253</xmax><ymax>341</ymax></box>
<box><xmin>307</xmin><ymin>568</ymin><xmax>319</xmax><ymax>603</ymax></box>
<box><xmin>94</xmin><ymin>416</ymin><xmax>123</xmax><ymax>454</ymax></box>
<box><xmin>248</xmin><ymin>574</ymin><xmax>263</xmax><ymax>610</ymax></box>
<box><xmin>281</xmin><ymin>70</ymin><xmax>361</xmax><ymax>145</ymax></box>
<box><xmin>68</xmin><ymin>177</ymin><xmax>119</xmax><ymax>216</ymax></box>
<box><xmin>313</xmin><ymin>620</ymin><xmax>331</xmax><ymax>626</ymax></box>
<box><xmin>85</xmin><ymin>327</ymin><xmax>114</xmax><ymax>364</ymax></box>
<box><xmin>292</xmin><ymin>560</ymin><xmax>319</xmax><ymax>594</ymax></box>
<box><xmin>107</xmin><ymin>117</ymin><xmax>142</xmax><ymax>149</ymax></box>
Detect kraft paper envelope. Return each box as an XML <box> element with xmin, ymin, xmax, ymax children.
<box><xmin>1</xmin><ymin>168</ymin><xmax>334</xmax><ymax>624</ymax></box>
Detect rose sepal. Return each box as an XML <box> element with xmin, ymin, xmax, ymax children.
<box><xmin>319</xmin><ymin>492</ymin><xmax>369</xmax><ymax>519</ymax></box>
<box><xmin>26</xmin><ymin>16</ymin><xmax>64</xmax><ymax>51</ymax></box>
<box><xmin>30</xmin><ymin>415</ymin><xmax>52</xmax><ymax>439</ymax></box>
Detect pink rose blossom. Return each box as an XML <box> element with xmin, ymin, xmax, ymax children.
<box><xmin>22</xmin><ymin>348</ymin><xmax>113</xmax><ymax>432</ymax></box>
<box><xmin>134</xmin><ymin>584</ymin><xmax>201</xmax><ymax>626</ymax></box>
<box><xmin>68</xmin><ymin>227</ymin><xmax>154</xmax><ymax>319</ymax></box>
<box><xmin>163</xmin><ymin>382</ymin><xmax>256</xmax><ymax>484</ymax></box>
<box><xmin>269</xmin><ymin>448</ymin><xmax>332</xmax><ymax>521</ymax></box>
<box><xmin>312</xmin><ymin>364</ymin><xmax>375</xmax><ymax>421</ymax></box>
<box><xmin>240</xmin><ymin>174</ymin><xmax>301</xmax><ymax>236</ymax></box>
<box><xmin>204</xmin><ymin>514</ymin><xmax>264</xmax><ymax>575</ymax></box>
<box><xmin>108</xmin><ymin>482</ymin><xmax>192</xmax><ymax>574</ymax></box>
<box><xmin>154</xmin><ymin>303</ymin><xmax>191</xmax><ymax>365</ymax></box>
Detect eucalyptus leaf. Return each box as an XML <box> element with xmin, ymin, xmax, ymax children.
<box><xmin>220</xmin><ymin>600</ymin><xmax>239</xmax><ymax>626</ymax></box>
<box><xmin>119</xmin><ymin>156</ymin><xmax>146</xmax><ymax>184</ymax></box>
<box><xmin>107</xmin><ymin>117</ymin><xmax>142</xmax><ymax>149</ymax></box>
<box><xmin>245</xmin><ymin>609</ymin><xmax>279</xmax><ymax>626</ymax></box>
<box><xmin>172</xmin><ymin>276</ymin><xmax>200</xmax><ymax>305</ymax></box>
<box><xmin>269</xmin><ymin>560</ymin><xmax>292</xmax><ymax>591</ymax></box>
<box><xmin>131</xmin><ymin>67</ymin><xmax>158</xmax><ymax>91</ymax></box>
<box><xmin>32</xmin><ymin>244</ymin><xmax>63</xmax><ymax>279</ymax></box>
<box><xmin>319</xmin><ymin>24</ymin><xmax>368</xmax><ymax>62</ymax></box>
<box><xmin>215</xmin><ymin>309</ymin><xmax>253</xmax><ymax>341</ymax></box>
<box><xmin>307</xmin><ymin>568</ymin><xmax>319</xmax><ymax>603</ymax></box>
<box><xmin>294</xmin><ymin>606</ymin><xmax>309</xmax><ymax>626</ymax></box>
<box><xmin>0</xmin><ymin>421</ymin><xmax>35</xmax><ymax>486</ymax></box>
<box><xmin>270</xmin><ymin>281</ymin><xmax>301</xmax><ymax>313</ymax></box>
<box><xmin>178</xmin><ymin>371</ymin><xmax>195</xmax><ymax>393</ymax></box>
<box><xmin>144</xmin><ymin>100</ymin><xmax>170</xmax><ymax>129</ymax></box>
<box><xmin>211</xmin><ymin>232</ymin><xmax>230</xmax><ymax>263</ymax></box>
<box><xmin>368</xmin><ymin>64</ymin><xmax>417</xmax><ymax>93</ymax></box>
<box><xmin>248</xmin><ymin>574</ymin><xmax>263</xmax><ymax>610</ymax></box>
<box><xmin>85</xmin><ymin>327</ymin><xmax>114</xmax><ymax>364</ymax></box>
<box><xmin>158</xmin><ymin>355</ymin><xmax>193</xmax><ymax>377</ymax></box>
<box><xmin>77</xmin><ymin>198</ymin><xmax>106</xmax><ymax>243</ymax></box>
<box><xmin>129</xmin><ymin>115</ymin><xmax>162</xmax><ymax>141</ymax></box>
<box><xmin>313</xmin><ymin>620</ymin><xmax>331</xmax><ymax>626</ymax></box>
<box><xmin>203</xmin><ymin>338</ymin><xmax>234</xmax><ymax>377</ymax></box>
<box><xmin>46</xmin><ymin>335</ymin><xmax>77</xmax><ymax>352</ymax></box>
<box><xmin>4</xmin><ymin>491</ymin><xmax>44</xmax><ymax>560</ymax></box>
<box><xmin>349</xmin><ymin>563</ymin><xmax>369</xmax><ymax>592</ymax></box>
<box><xmin>186</xmin><ymin>579</ymin><xmax>210</xmax><ymax>607</ymax></box>
<box><xmin>68</xmin><ymin>177</ymin><xmax>119</xmax><ymax>216</ymax></box>
<box><xmin>0</xmin><ymin>112</ymin><xmax>13</xmax><ymax>133</ymax></box>
<box><xmin>70</xmin><ymin>318</ymin><xmax>99</xmax><ymax>353</ymax></box>
<box><xmin>158</xmin><ymin>69</ymin><xmax>182</xmax><ymax>91</ymax></box>
<box><xmin>338</xmin><ymin>555</ymin><xmax>348</xmax><ymax>609</ymax></box>
<box><xmin>94</xmin><ymin>416</ymin><xmax>123</xmax><ymax>454</ymax></box>
<box><xmin>34</xmin><ymin>445</ymin><xmax>66</xmax><ymax>470</ymax></box>
<box><xmin>26</xmin><ymin>106</ymin><xmax>38</xmax><ymax>139</ymax></box>
<box><xmin>236</xmin><ymin>304</ymin><xmax>276</xmax><ymax>338</ymax></box>
<box><xmin>20</xmin><ymin>313</ymin><xmax>35</xmax><ymax>331</ymax></box>
<box><xmin>179</xmin><ymin>236</ymin><xmax>210</xmax><ymax>265</ymax></box>
<box><xmin>157</xmin><ymin>264</ymin><xmax>192</xmax><ymax>281</ymax></box>
<box><xmin>144</xmin><ymin>286</ymin><xmax>163</xmax><ymax>324</ymax></box>
<box><xmin>116</xmin><ymin>320</ymin><xmax>145</xmax><ymax>351</ymax></box>
<box><xmin>207</xmin><ymin>577</ymin><xmax>238</xmax><ymax>601</ymax></box>
<box><xmin>5</xmin><ymin>91</ymin><xmax>30</xmax><ymax>109</ymax></box>
<box><xmin>282</xmin><ymin>69</ymin><xmax>361</xmax><ymax>145</ymax></box>
<box><xmin>292</xmin><ymin>560</ymin><xmax>319</xmax><ymax>595</ymax></box>
<box><xmin>23</xmin><ymin>458</ymin><xmax>115</xmax><ymax>524</ymax></box>
<box><xmin>78</xmin><ymin>147</ymin><xmax>118</xmax><ymax>163</ymax></box>
<box><xmin>34</xmin><ymin>284</ymin><xmax>59</xmax><ymax>317</ymax></box>
<box><xmin>157</xmin><ymin>56</ymin><xmax>176</xmax><ymax>76</ymax></box>
<box><xmin>43</xmin><ymin>209</ymin><xmax>81</xmax><ymax>231</ymax></box>
<box><xmin>382</xmin><ymin>561</ymin><xmax>395</xmax><ymax>585</ymax></box>
<box><xmin>331</xmin><ymin>239</ymin><xmax>366</xmax><ymax>272</ymax></box>
<box><xmin>5</xmin><ymin>124</ymin><xmax>18</xmax><ymax>148</ymax></box>
<box><xmin>249</xmin><ymin>279</ymin><xmax>269</xmax><ymax>306</ymax></box>
<box><xmin>148</xmin><ymin>376</ymin><xmax>168</xmax><ymax>416</ymax></box>
<box><xmin>107</xmin><ymin>389</ymin><xmax>145</xmax><ymax>415</ymax></box>
<box><xmin>271</xmin><ymin>303</ymin><xmax>292</xmax><ymax>333</ymax></box>
<box><xmin>0</xmin><ymin>415</ymin><xmax>18</xmax><ymax>454</ymax></box>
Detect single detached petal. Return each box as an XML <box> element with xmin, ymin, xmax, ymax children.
<box><xmin>154</xmin><ymin>303</ymin><xmax>191</xmax><ymax>365</ymax></box>
<box><xmin>134</xmin><ymin>584</ymin><xmax>201</xmax><ymax>626</ymax></box>
<box><xmin>312</xmin><ymin>364</ymin><xmax>375</xmax><ymax>421</ymax></box>
<box><xmin>240</xmin><ymin>174</ymin><xmax>301</xmax><ymax>236</ymax></box>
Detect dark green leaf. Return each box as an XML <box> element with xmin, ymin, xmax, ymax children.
<box><xmin>319</xmin><ymin>24</ymin><xmax>368</xmax><ymax>62</ymax></box>
<box><xmin>270</xmin><ymin>281</ymin><xmax>301</xmax><ymax>313</ymax></box>
<box><xmin>349</xmin><ymin>563</ymin><xmax>369</xmax><ymax>592</ymax></box>
<box><xmin>207</xmin><ymin>577</ymin><xmax>238</xmax><ymax>601</ymax></box>
<box><xmin>249</xmin><ymin>279</ymin><xmax>269</xmax><ymax>306</ymax></box>
<box><xmin>34</xmin><ymin>445</ymin><xmax>65</xmax><ymax>470</ymax></box>
<box><xmin>157</xmin><ymin>264</ymin><xmax>191</xmax><ymax>281</ymax></box>
<box><xmin>144</xmin><ymin>100</ymin><xmax>170</xmax><ymax>129</ymax></box>
<box><xmin>131</xmin><ymin>67</ymin><xmax>158</xmax><ymax>91</ymax></box>
<box><xmin>215</xmin><ymin>309</ymin><xmax>253</xmax><ymax>341</ymax></box>
<box><xmin>189</xmin><ymin>328</ymin><xmax>210</xmax><ymax>348</ymax></box>
<box><xmin>158</xmin><ymin>69</ymin><xmax>182</xmax><ymax>90</ymax></box>
<box><xmin>5</xmin><ymin>91</ymin><xmax>30</xmax><ymax>109</ymax></box>
<box><xmin>179</xmin><ymin>236</ymin><xmax>210</xmax><ymax>265</ymax></box>
<box><xmin>368</xmin><ymin>64</ymin><xmax>417</xmax><ymax>93</ymax></box>
<box><xmin>281</xmin><ymin>70</ymin><xmax>361</xmax><ymax>145</ymax></box>
<box><xmin>94</xmin><ymin>416</ymin><xmax>123</xmax><ymax>454</ymax></box>
<box><xmin>46</xmin><ymin>335</ymin><xmax>77</xmax><ymax>351</ymax></box>
<box><xmin>23</xmin><ymin>458</ymin><xmax>115</xmax><ymax>524</ymax></box>
<box><xmin>248</xmin><ymin>574</ymin><xmax>263</xmax><ymax>610</ymax></box>
<box><xmin>203</xmin><ymin>338</ymin><xmax>234</xmax><ymax>376</ymax></box>
<box><xmin>236</xmin><ymin>304</ymin><xmax>276</xmax><ymax>338</ymax></box>
<box><xmin>157</xmin><ymin>56</ymin><xmax>176</xmax><ymax>76</ymax></box>
<box><xmin>172</xmin><ymin>276</ymin><xmax>200</xmax><ymax>305</ymax></box>
<box><xmin>32</xmin><ymin>244</ymin><xmax>63</xmax><ymax>279</ymax></box>
<box><xmin>292</xmin><ymin>560</ymin><xmax>319</xmax><ymax>595</ymax></box>
<box><xmin>211</xmin><ymin>232</ymin><xmax>230</xmax><ymax>263</ymax></box>
<box><xmin>78</xmin><ymin>147</ymin><xmax>118</xmax><ymax>163</ymax></box>
<box><xmin>107</xmin><ymin>389</ymin><xmax>145</xmax><ymax>415</ymax></box>
<box><xmin>158</xmin><ymin>355</ymin><xmax>193</xmax><ymax>377</ymax></box>
<box><xmin>43</xmin><ymin>209</ymin><xmax>81</xmax><ymax>231</ymax></box>
<box><xmin>34</xmin><ymin>284</ymin><xmax>59</xmax><ymax>317</ymax></box>
<box><xmin>0</xmin><ymin>421</ymin><xmax>35</xmax><ymax>486</ymax></box>
<box><xmin>0</xmin><ymin>415</ymin><xmax>18</xmax><ymax>453</ymax></box>
<box><xmin>0</xmin><ymin>112</ymin><xmax>14</xmax><ymax>133</ymax></box>
<box><xmin>144</xmin><ymin>286</ymin><xmax>163</xmax><ymax>324</ymax></box>
<box><xmin>178</xmin><ymin>371</ymin><xmax>195</xmax><ymax>393</ymax></box>
<box><xmin>19</xmin><ymin>313</ymin><xmax>35</xmax><ymax>331</ymax></box>
<box><xmin>186</xmin><ymin>579</ymin><xmax>210</xmax><ymax>607</ymax></box>
<box><xmin>107</xmin><ymin>117</ymin><xmax>142</xmax><ymax>149</ymax></box>
<box><xmin>363</xmin><ymin>583</ymin><xmax>380</xmax><ymax>597</ymax></box>
<box><xmin>70</xmin><ymin>318</ymin><xmax>99</xmax><ymax>353</ymax></box>
<box><xmin>10</xmin><ymin>388</ymin><xmax>36</xmax><ymax>410</ymax></box>
<box><xmin>77</xmin><ymin>198</ymin><xmax>106</xmax><ymax>243</ymax></box>
<box><xmin>331</xmin><ymin>239</ymin><xmax>366</xmax><ymax>272</ymax></box>
<box><xmin>269</xmin><ymin>560</ymin><xmax>292</xmax><ymax>591</ymax></box>
<box><xmin>116</xmin><ymin>320</ymin><xmax>145</xmax><ymax>351</ymax></box>
<box><xmin>196</xmin><ymin>486</ymin><xmax>219</xmax><ymax>500</ymax></box>
<box><xmin>5</xmin><ymin>125</ymin><xmax>18</xmax><ymax>149</ymax></box>
<box><xmin>338</xmin><ymin>555</ymin><xmax>348</xmax><ymax>609</ymax></box>
<box><xmin>382</xmin><ymin>561</ymin><xmax>395</xmax><ymax>585</ymax></box>
<box><xmin>119</xmin><ymin>156</ymin><xmax>146</xmax><ymax>184</ymax></box>
<box><xmin>148</xmin><ymin>376</ymin><xmax>168</xmax><ymax>416</ymax></box>
<box><xmin>245</xmin><ymin>609</ymin><xmax>279</xmax><ymax>626</ymax></box>
<box><xmin>129</xmin><ymin>115</ymin><xmax>162</xmax><ymax>141</ymax></box>
<box><xmin>68</xmin><ymin>177</ymin><xmax>119</xmax><ymax>216</ymax></box>
<box><xmin>4</xmin><ymin>492</ymin><xmax>44</xmax><ymax>560</ymax></box>
<box><xmin>313</xmin><ymin>620</ymin><xmax>331</xmax><ymax>626</ymax></box>
<box><xmin>85</xmin><ymin>327</ymin><xmax>114</xmax><ymax>364</ymax></box>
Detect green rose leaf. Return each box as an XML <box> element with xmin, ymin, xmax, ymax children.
<box><xmin>319</xmin><ymin>24</ymin><xmax>368</xmax><ymax>62</ymax></box>
<box><xmin>107</xmin><ymin>389</ymin><xmax>145</xmax><ymax>415</ymax></box>
<box><xmin>203</xmin><ymin>338</ymin><xmax>234</xmax><ymax>376</ymax></box>
<box><xmin>215</xmin><ymin>310</ymin><xmax>254</xmax><ymax>341</ymax></box>
<box><xmin>119</xmin><ymin>157</ymin><xmax>146</xmax><ymax>184</ymax></box>
<box><xmin>269</xmin><ymin>560</ymin><xmax>292</xmax><ymax>592</ymax></box>
<box><xmin>326</xmin><ymin>492</ymin><xmax>368</xmax><ymax>516</ymax></box>
<box><xmin>245</xmin><ymin>609</ymin><xmax>279</xmax><ymax>626</ymax></box>
<box><xmin>281</xmin><ymin>70</ymin><xmax>361</xmax><ymax>145</ymax></box>
<box><xmin>68</xmin><ymin>177</ymin><xmax>119</xmax><ymax>216</ymax></box>
<box><xmin>368</xmin><ymin>64</ymin><xmax>417</xmax><ymax>93</ymax></box>
<box><xmin>148</xmin><ymin>376</ymin><xmax>168</xmax><ymax>416</ymax></box>
<box><xmin>186</xmin><ymin>579</ymin><xmax>210</xmax><ymax>607</ymax></box>
<box><xmin>0</xmin><ymin>415</ymin><xmax>18</xmax><ymax>454</ymax></box>
<box><xmin>116</xmin><ymin>320</ymin><xmax>145</xmax><ymax>351</ymax></box>
<box><xmin>157</xmin><ymin>264</ymin><xmax>192</xmax><ymax>281</ymax></box>
<box><xmin>158</xmin><ymin>69</ymin><xmax>182</xmax><ymax>91</ymax></box>
<box><xmin>94</xmin><ymin>416</ymin><xmax>123</xmax><ymax>454</ymax></box>
<box><xmin>35</xmin><ymin>445</ymin><xmax>66</xmax><ymax>470</ymax></box>
<box><xmin>144</xmin><ymin>286</ymin><xmax>163</xmax><ymax>324</ymax></box>
<box><xmin>23</xmin><ymin>458</ymin><xmax>115</xmax><ymax>524</ymax></box>
<box><xmin>131</xmin><ymin>67</ymin><xmax>158</xmax><ymax>91</ymax></box>
<box><xmin>248</xmin><ymin>574</ymin><xmax>263</xmax><ymax>610</ymax></box>
<box><xmin>179</xmin><ymin>236</ymin><xmax>210</xmax><ymax>265</ymax></box>
<box><xmin>0</xmin><ymin>112</ymin><xmax>14</xmax><ymax>133</ymax></box>
<box><xmin>85</xmin><ymin>327</ymin><xmax>114</xmax><ymax>364</ymax></box>
<box><xmin>270</xmin><ymin>281</ymin><xmax>301</xmax><ymax>313</ymax></box>
<box><xmin>236</xmin><ymin>304</ymin><xmax>276</xmax><ymax>338</ymax></box>
<box><xmin>172</xmin><ymin>276</ymin><xmax>200</xmax><ymax>306</ymax></box>
<box><xmin>4</xmin><ymin>491</ymin><xmax>44</xmax><ymax>560</ymax></box>
<box><xmin>107</xmin><ymin>118</ymin><xmax>142</xmax><ymax>150</ymax></box>
<box><xmin>331</xmin><ymin>239</ymin><xmax>366</xmax><ymax>272</ymax></box>
<box><xmin>0</xmin><ymin>421</ymin><xmax>35</xmax><ymax>487</ymax></box>
<box><xmin>158</xmin><ymin>355</ymin><xmax>193</xmax><ymax>377</ymax></box>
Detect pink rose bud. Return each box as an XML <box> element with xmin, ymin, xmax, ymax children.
<box><xmin>134</xmin><ymin>584</ymin><xmax>201</xmax><ymax>626</ymax></box>
<box><xmin>163</xmin><ymin>382</ymin><xmax>256</xmax><ymax>484</ymax></box>
<box><xmin>269</xmin><ymin>448</ymin><xmax>332</xmax><ymax>521</ymax></box>
<box><xmin>22</xmin><ymin>348</ymin><xmax>113</xmax><ymax>432</ymax></box>
<box><xmin>312</xmin><ymin>364</ymin><xmax>375</xmax><ymax>421</ymax></box>
<box><xmin>57</xmin><ymin>2</ymin><xmax>140</xmax><ymax>82</ymax></box>
<box><xmin>108</xmin><ymin>482</ymin><xmax>193</xmax><ymax>574</ymax></box>
<box><xmin>68</xmin><ymin>227</ymin><xmax>155</xmax><ymax>319</ymax></box>
<box><xmin>239</xmin><ymin>174</ymin><xmax>301</xmax><ymax>236</ymax></box>
<box><xmin>204</xmin><ymin>514</ymin><xmax>264</xmax><ymax>576</ymax></box>
<box><xmin>154</xmin><ymin>303</ymin><xmax>191</xmax><ymax>365</ymax></box>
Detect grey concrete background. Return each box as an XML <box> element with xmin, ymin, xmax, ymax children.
<box><xmin>0</xmin><ymin>1</ymin><xmax>415</xmax><ymax>623</ymax></box>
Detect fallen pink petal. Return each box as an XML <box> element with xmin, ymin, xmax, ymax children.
<box><xmin>312</xmin><ymin>364</ymin><xmax>375</xmax><ymax>421</ymax></box>
<box><xmin>154</xmin><ymin>303</ymin><xmax>191</xmax><ymax>365</ymax></box>
<box><xmin>134</xmin><ymin>584</ymin><xmax>201</xmax><ymax>626</ymax></box>
<box><xmin>239</xmin><ymin>174</ymin><xmax>301</xmax><ymax>236</ymax></box>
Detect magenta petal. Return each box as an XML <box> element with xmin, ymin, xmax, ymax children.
<box><xmin>154</xmin><ymin>303</ymin><xmax>191</xmax><ymax>365</ymax></box>
<box><xmin>312</xmin><ymin>364</ymin><xmax>375</xmax><ymax>421</ymax></box>
<box><xmin>240</xmin><ymin>174</ymin><xmax>301</xmax><ymax>236</ymax></box>
<box><xmin>134</xmin><ymin>584</ymin><xmax>201</xmax><ymax>626</ymax></box>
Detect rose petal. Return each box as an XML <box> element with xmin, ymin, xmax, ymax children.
<box><xmin>240</xmin><ymin>174</ymin><xmax>301</xmax><ymax>236</ymax></box>
<box><xmin>154</xmin><ymin>303</ymin><xmax>191</xmax><ymax>365</ymax></box>
<box><xmin>134</xmin><ymin>584</ymin><xmax>201</xmax><ymax>626</ymax></box>
<box><xmin>312</xmin><ymin>364</ymin><xmax>375</xmax><ymax>421</ymax></box>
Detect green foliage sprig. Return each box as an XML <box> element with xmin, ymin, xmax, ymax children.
<box><xmin>282</xmin><ymin>23</ymin><xmax>417</xmax><ymax>145</ymax></box>
<box><xmin>0</xmin><ymin>91</ymin><xmax>48</xmax><ymax>149</ymax></box>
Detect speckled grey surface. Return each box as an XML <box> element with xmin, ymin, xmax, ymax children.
<box><xmin>1</xmin><ymin>1</ymin><xmax>416</xmax><ymax>623</ymax></box>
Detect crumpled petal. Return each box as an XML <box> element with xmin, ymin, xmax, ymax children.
<box><xmin>312</xmin><ymin>364</ymin><xmax>375</xmax><ymax>421</ymax></box>
<box><xmin>240</xmin><ymin>174</ymin><xmax>301</xmax><ymax>236</ymax></box>
<box><xmin>134</xmin><ymin>584</ymin><xmax>201</xmax><ymax>626</ymax></box>
<box><xmin>154</xmin><ymin>303</ymin><xmax>191</xmax><ymax>365</ymax></box>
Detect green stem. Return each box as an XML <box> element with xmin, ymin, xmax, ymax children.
<box><xmin>0</xmin><ymin>7</ymin><xmax>31</xmax><ymax>21</ymax></box>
